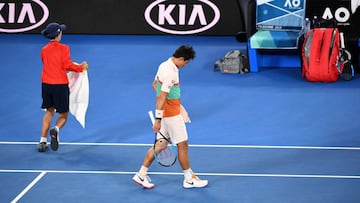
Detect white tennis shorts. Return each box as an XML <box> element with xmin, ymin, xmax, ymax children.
<box><xmin>157</xmin><ymin>114</ymin><xmax>188</xmax><ymax>144</ymax></box>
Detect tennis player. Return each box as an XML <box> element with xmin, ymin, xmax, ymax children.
<box><xmin>37</xmin><ymin>22</ymin><xmax>88</xmax><ymax>152</ymax></box>
<box><xmin>133</xmin><ymin>45</ymin><xmax>208</xmax><ymax>189</ymax></box>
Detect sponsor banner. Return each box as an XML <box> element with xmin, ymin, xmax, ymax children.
<box><xmin>0</xmin><ymin>0</ymin><xmax>48</xmax><ymax>33</ymax></box>
<box><xmin>256</xmin><ymin>0</ymin><xmax>306</xmax><ymax>30</ymax></box>
<box><xmin>0</xmin><ymin>0</ymin><xmax>244</xmax><ymax>35</ymax></box>
<box><xmin>306</xmin><ymin>0</ymin><xmax>359</xmax><ymax>33</ymax></box>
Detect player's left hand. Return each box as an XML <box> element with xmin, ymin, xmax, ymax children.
<box><xmin>81</xmin><ymin>61</ymin><xmax>88</xmax><ymax>70</ymax></box>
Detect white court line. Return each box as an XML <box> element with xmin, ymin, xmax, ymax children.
<box><xmin>11</xmin><ymin>171</ymin><xmax>47</xmax><ymax>203</ymax></box>
<box><xmin>1</xmin><ymin>141</ymin><xmax>360</xmax><ymax>150</ymax></box>
<box><xmin>1</xmin><ymin>169</ymin><xmax>360</xmax><ymax>179</ymax></box>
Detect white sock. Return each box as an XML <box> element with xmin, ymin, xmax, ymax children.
<box><xmin>183</xmin><ymin>168</ymin><xmax>193</xmax><ymax>180</ymax></box>
<box><xmin>139</xmin><ymin>166</ymin><xmax>148</xmax><ymax>176</ymax></box>
<box><xmin>54</xmin><ymin>126</ymin><xmax>59</xmax><ymax>132</ymax></box>
<box><xmin>40</xmin><ymin>137</ymin><xmax>47</xmax><ymax>143</ymax></box>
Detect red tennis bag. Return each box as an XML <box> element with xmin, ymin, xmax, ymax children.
<box><xmin>302</xmin><ymin>28</ymin><xmax>341</xmax><ymax>82</ymax></box>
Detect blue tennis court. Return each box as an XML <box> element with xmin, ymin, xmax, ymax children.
<box><xmin>0</xmin><ymin>34</ymin><xmax>360</xmax><ymax>203</ymax></box>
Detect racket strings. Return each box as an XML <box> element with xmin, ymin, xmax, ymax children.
<box><xmin>149</xmin><ymin>111</ymin><xmax>177</xmax><ymax>167</ymax></box>
<box><xmin>158</xmin><ymin>147</ymin><xmax>174</xmax><ymax>159</ymax></box>
<box><xmin>154</xmin><ymin>140</ymin><xmax>177</xmax><ymax>166</ymax></box>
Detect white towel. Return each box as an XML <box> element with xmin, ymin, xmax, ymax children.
<box><xmin>180</xmin><ymin>104</ymin><xmax>191</xmax><ymax>123</ymax></box>
<box><xmin>352</xmin><ymin>0</ymin><xmax>360</xmax><ymax>13</ymax></box>
<box><xmin>67</xmin><ymin>71</ymin><xmax>89</xmax><ymax>128</ymax></box>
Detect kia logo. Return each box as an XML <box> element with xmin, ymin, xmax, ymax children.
<box><xmin>0</xmin><ymin>0</ymin><xmax>49</xmax><ymax>33</ymax></box>
<box><xmin>145</xmin><ymin>0</ymin><xmax>220</xmax><ymax>35</ymax></box>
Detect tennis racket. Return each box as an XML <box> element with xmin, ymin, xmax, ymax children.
<box><xmin>339</xmin><ymin>32</ymin><xmax>354</xmax><ymax>81</ymax></box>
<box><xmin>148</xmin><ymin>110</ymin><xmax>177</xmax><ymax>167</ymax></box>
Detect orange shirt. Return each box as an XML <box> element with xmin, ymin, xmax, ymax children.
<box><xmin>41</xmin><ymin>41</ymin><xmax>83</xmax><ymax>84</ymax></box>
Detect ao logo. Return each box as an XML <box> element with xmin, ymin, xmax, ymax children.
<box><xmin>145</xmin><ymin>0</ymin><xmax>220</xmax><ymax>35</ymax></box>
<box><xmin>0</xmin><ymin>0</ymin><xmax>48</xmax><ymax>33</ymax></box>
<box><xmin>284</xmin><ymin>0</ymin><xmax>301</xmax><ymax>8</ymax></box>
<box><xmin>322</xmin><ymin>7</ymin><xmax>351</xmax><ymax>23</ymax></box>
<box><xmin>321</xmin><ymin>0</ymin><xmax>360</xmax><ymax>23</ymax></box>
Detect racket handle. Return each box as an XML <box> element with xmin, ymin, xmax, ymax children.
<box><xmin>340</xmin><ymin>32</ymin><xmax>345</xmax><ymax>49</ymax></box>
<box><xmin>148</xmin><ymin>110</ymin><xmax>155</xmax><ymax>124</ymax></box>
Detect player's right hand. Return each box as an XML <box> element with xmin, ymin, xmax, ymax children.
<box><xmin>153</xmin><ymin>120</ymin><xmax>161</xmax><ymax>133</ymax></box>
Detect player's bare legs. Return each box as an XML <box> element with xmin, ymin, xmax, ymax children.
<box><xmin>55</xmin><ymin>112</ymin><xmax>68</xmax><ymax>129</ymax></box>
<box><xmin>141</xmin><ymin>138</ymin><xmax>167</xmax><ymax>167</ymax></box>
<box><xmin>177</xmin><ymin>140</ymin><xmax>190</xmax><ymax>169</ymax></box>
<box><xmin>38</xmin><ymin>108</ymin><xmax>55</xmax><ymax>152</ymax></box>
<box><xmin>50</xmin><ymin>111</ymin><xmax>68</xmax><ymax>151</ymax></box>
<box><xmin>133</xmin><ymin>138</ymin><xmax>169</xmax><ymax>188</ymax></box>
<box><xmin>142</xmin><ymin>147</ymin><xmax>155</xmax><ymax>168</ymax></box>
<box><xmin>41</xmin><ymin>107</ymin><xmax>55</xmax><ymax>138</ymax></box>
<box><xmin>133</xmin><ymin>147</ymin><xmax>156</xmax><ymax>188</ymax></box>
<box><xmin>177</xmin><ymin>140</ymin><xmax>208</xmax><ymax>188</ymax></box>
<box><xmin>40</xmin><ymin>108</ymin><xmax>67</xmax><ymax>139</ymax></box>
<box><xmin>39</xmin><ymin>107</ymin><xmax>68</xmax><ymax>152</ymax></box>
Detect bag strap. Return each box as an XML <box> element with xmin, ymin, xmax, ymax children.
<box><xmin>328</xmin><ymin>28</ymin><xmax>337</xmax><ymax>61</ymax></box>
<box><xmin>214</xmin><ymin>59</ymin><xmax>223</xmax><ymax>72</ymax></box>
<box><xmin>224</xmin><ymin>50</ymin><xmax>236</xmax><ymax>58</ymax></box>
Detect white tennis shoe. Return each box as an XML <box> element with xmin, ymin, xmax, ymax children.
<box><xmin>183</xmin><ymin>174</ymin><xmax>208</xmax><ymax>188</ymax></box>
<box><xmin>132</xmin><ymin>173</ymin><xmax>155</xmax><ymax>189</ymax></box>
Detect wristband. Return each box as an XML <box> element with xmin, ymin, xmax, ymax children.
<box><xmin>155</xmin><ymin>117</ymin><xmax>162</xmax><ymax>121</ymax></box>
<box><xmin>155</xmin><ymin>109</ymin><xmax>163</xmax><ymax>118</ymax></box>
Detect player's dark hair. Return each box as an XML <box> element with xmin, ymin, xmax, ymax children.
<box><xmin>173</xmin><ymin>45</ymin><xmax>196</xmax><ymax>61</ymax></box>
